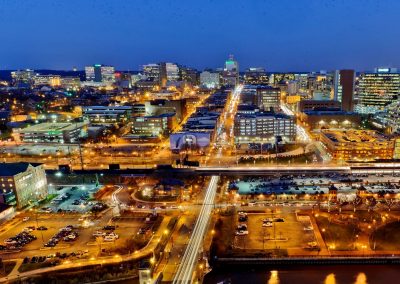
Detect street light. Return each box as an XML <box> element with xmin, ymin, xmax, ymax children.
<box><xmin>150</xmin><ymin>257</ymin><xmax>155</xmax><ymax>265</ymax></box>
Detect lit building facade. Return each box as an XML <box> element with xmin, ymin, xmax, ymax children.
<box><xmin>234</xmin><ymin>113</ymin><xmax>296</xmax><ymax>144</ymax></box>
<box><xmin>221</xmin><ymin>55</ymin><xmax>239</xmax><ymax>87</ymax></box>
<box><xmin>11</xmin><ymin>69</ymin><xmax>35</xmax><ymax>85</ymax></box>
<box><xmin>356</xmin><ymin>68</ymin><xmax>400</xmax><ymax>114</ymax></box>
<box><xmin>165</xmin><ymin>63</ymin><xmax>180</xmax><ymax>82</ymax></box>
<box><xmin>132</xmin><ymin>113</ymin><xmax>176</xmax><ymax>137</ymax></box>
<box><xmin>256</xmin><ymin>86</ymin><xmax>281</xmax><ymax>111</ymax></box>
<box><xmin>244</xmin><ymin>68</ymin><xmax>269</xmax><ymax>85</ymax></box>
<box><xmin>320</xmin><ymin>130</ymin><xmax>394</xmax><ymax>161</ymax></box>
<box><xmin>61</xmin><ymin>76</ymin><xmax>81</xmax><ymax>90</ymax></box>
<box><xmin>200</xmin><ymin>71</ymin><xmax>220</xmax><ymax>89</ymax></box>
<box><xmin>0</xmin><ymin>163</ymin><xmax>48</xmax><ymax>209</ymax></box>
<box><xmin>299</xmin><ymin>110</ymin><xmax>361</xmax><ymax>131</ymax></box>
<box><xmin>13</xmin><ymin>122</ymin><xmax>88</xmax><ymax>143</ymax></box>
<box><xmin>85</xmin><ymin>64</ymin><xmax>115</xmax><ymax>83</ymax></box>
<box><xmin>297</xmin><ymin>99</ymin><xmax>341</xmax><ymax>112</ymax></box>
<box><xmin>82</xmin><ymin>106</ymin><xmax>132</xmax><ymax>124</ymax></box>
<box><xmin>143</xmin><ymin>64</ymin><xmax>161</xmax><ymax>82</ymax></box>
<box><xmin>33</xmin><ymin>75</ymin><xmax>61</xmax><ymax>87</ymax></box>
<box><xmin>179</xmin><ymin>67</ymin><xmax>198</xmax><ymax>86</ymax></box>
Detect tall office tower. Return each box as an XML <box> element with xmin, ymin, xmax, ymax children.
<box><xmin>100</xmin><ymin>66</ymin><xmax>116</xmax><ymax>83</ymax></box>
<box><xmin>356</xmin><ymin>68</ymin><xmax>400</xmax><ymax>114</ymax></box>
<box><xmin>85</xmin><ymin>66</ymin><xmax>95</xmax><ymax>81</ymax></box>
<box><xmin>85</xmin><ymin>64</ymin><xmax>115</xmax><ymax>83</ymax></box>
<box><xmin>287</xmin><ymin>80</ymin><xmax>299</xmax><ymax>95</ymax></box>
<box><xmin>222</xmin><ymin>55</ymin><xmax>239</xmax><ymax>86</ymax></box>
<box><xmin>307</xmin><ymin>72</ymin><xmax>334</xmax><ymax>100</ymax></box>
<box><xmin>143</xmin><ymin>64</ymin><xmax>161</xmax><ymax>81</ymax></box>
<box><xmin>165</xmin><ymin>63</ymin><xmax>179</xmax><ymax>82</ymax></box>
<box><xmin>225</xmin><ymin>54</ymin><xmax>239</xmax><ymax>73</ymax></box>
<box><xmin>334</xmin><ymin>69</ymin><xmax>355</xmax><ymax>111</ymax></box>
<box><xmin>244</xmin><ymin>68</ymin><xmax>269</xmax><ymax>85</ymax></box>
<box><xmin>179</xmin><ymin>66</ymin><xmax>199</xmax><ymax>86</ymax></box>
<box><xmin>159</xmin><ymin>62</ymin><xmax>168</xmax><ymax>87</ymax></box>
<box><xmin>200</xmin><ymin>71</ymin><xmax>220</xmax><ymax>89</ymax></box>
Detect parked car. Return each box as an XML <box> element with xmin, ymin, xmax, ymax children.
<box><xmin>103</xmin><ymin>235</ymin><xmax>116</xmax><ymax>242</ymax></box>
<box><xmin>93</xmin><ymin>231</ymin><xmax>106</xmax><ymax>237</ymax></box>
<box><xmin>235</xmin><ymin>230</ymin><xmax>249</xmax><ymax>236</ymax></box>
<box><xmin>103</xmin><ymin>225</ymin><xmax>116</xmax><ymax>231</ymax></box>
<box><xmin>262</xmin><ymin>222</ymin><xmax>273</xmax><ymax>227</ymax></box>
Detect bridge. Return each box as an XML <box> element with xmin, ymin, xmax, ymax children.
<box><xmin>50</xmin><ymin>163</ymin><xmax>400</xmax><ymax>178</ymax></box>
<box><xmin>172</xmin><ymin>175</ymin><xmax>219</xmax><ymax>283</ymax></box>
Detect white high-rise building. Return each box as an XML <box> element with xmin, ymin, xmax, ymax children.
<box><xmin>85</xmin><ymin>64</ymin><xmax>115</xmax><ymax>83</ymax></box>
<box><xmin>200</xmin><ymin>71</ymin><xmax>220</xmax><ymax>89</ymax></box>
<box><xmin>166</xmin><ymin>63</ymin><xmax>179</xmax><ymax>82</ymax></box>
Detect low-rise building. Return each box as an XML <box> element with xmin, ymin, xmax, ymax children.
<box><xmin>61</xmin><ymin>76</ymin><xmax>81</xmax><ymax>90</ymax></box>
<box><xmin>299</xmin><ymin>109</ymin><xmax>361</xmax><ymax>130</ymax></box>
<box><xmin>237</xmin><ymin>105</ymin><xmax>260</xmax><ymax>115</ymax></box>
<box><xmin>234</xmin><ymin>112</ymin><xmax>296</xmax><ymax>144</ymax></box>
<box><xmin>145</xmin><ymin>99</ymin><xmax>187</xmax><ymax>123</ymax></box>
<box><xmin>320</xmin><ymin>130</ymin><xmax>394</xmax><ymax>161</ymax></box>
<box><xmin>132</xmin><ymin>113</ymin><xmax>176</xmax><ymax>137</ymax></box>
<box><xmin>255</xmin><ymin>86</ymin><xmax>281</xmax><ymax>111</ymax></box>
<box><xmin>0</xmin><ymin>204</ymin><xmax>15</xmax><ymax>222</ymax></box>
<box><xmin>82</xmin><ymin>105</ymin><xmax>132</xmax><ymax>124</ymax></box>
<box><xmin>297</xmin><ymin>99</ymin><xmax>341</xmax><ymax>112</ymax></box>
<box><xmin>132</xmin><ymin>104</ymin><xmax>146</xmax><ymax>116</ymax></box>
<box><xmin>0</xmin><ymin>163</ymin><xmax>48</xmax><ymax>209</ymax></box>
<box><xmin>13</xmin><ymin>122</ymin><xmax>88</xmax><ymax>143</ymax></box>
<box><xmin>33</xmin><ymin>75</ymin><xmax>61</xmax><ymax>87</ymax></box>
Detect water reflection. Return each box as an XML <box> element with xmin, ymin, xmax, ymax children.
<box><xmin>204</xmin><ymin>265</ymin><xmax>390</xmax><ymax>284</ymax></box>
<box><xmin>324</xmin><ymin>273</ymin><xmax>336</xmax><ymax>284</ymax></box>
<box><xmin>354</xmin><ymin>272</ymin><xmax>367</xmax><ymax>284</ymax></box>
<box><xmin>267</xmin><ymin>270</ymin><xmax>279</xmax><ymax>284</ymax></box>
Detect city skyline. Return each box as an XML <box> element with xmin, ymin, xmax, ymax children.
<box><xmin>2</xmin><ymin>1</ymin><xmax>400</xmax><ymax>283</ymax></box>
<box><xmin>1</xmin><ymin>0</ymin><xmax>400</xmax><ymax>71</ymax></box>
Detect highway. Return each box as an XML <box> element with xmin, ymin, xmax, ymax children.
<box><xmin>172</xmin><ymin>175</ymin><xmax>219</xmax><ymax>283</ymax></box>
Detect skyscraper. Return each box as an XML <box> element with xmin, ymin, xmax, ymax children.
<box><xmin>85</xmin><ymin>64</ymin><xmax>115</xmax><ymax>83</ymax></box>
<box><xmin>356</xmin><ymin>68</ymin><xmax>400</xmax><ymax>114</ymax></box>
<box><xmin>225</xmin><ymin>55</ymin><xmax>239</xmax><ymax>73</ymax></box>
<box><xmin>222</xmin><ymin>55</ymin><xmax>239</xmax><ymax>86</ymax></box>
<box><xmin>200</xmin><ymin>71</ymin><xmax>220</xmax><ymax>89</ymax></box>
<box><xmin>334</xmin><ymin>69</ymin><xmax>355</xmax><ymax>111</ymax></box>
<box><xmin>165</xmin><ymin>63</ymin><xmax>179</xmax><ymax>82</ymax></box>
<box><xmin>143</xmin><ymin>64</ymin><xmax>161</xmax><ymax>81</ymax></box>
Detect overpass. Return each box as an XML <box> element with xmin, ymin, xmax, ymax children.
<box><xmin>172</xmin><ymin>175</ymin><xmax>219</xmax><ymax>283</ymax></box>
<box><xmin>48</xmin><ymin>163</ymin><xmax>400</xmax><ymax>177</ymax></box>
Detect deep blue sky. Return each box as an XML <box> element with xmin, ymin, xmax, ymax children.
<box><xmin>1</xmin><ymin>0</ymin><xmax>399</xmax><ymax>71</ymax></box>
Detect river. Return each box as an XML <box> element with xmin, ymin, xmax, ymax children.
<box><xmin>203</xmin><ymin>265</ymin><xmax>400</xmax><ymax>284</ymax></box>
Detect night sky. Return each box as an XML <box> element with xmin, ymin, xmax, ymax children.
<box><xmin>1</xmin><ymin>0</ymin><xmax>399</xmax><ymax>71</ymax></box>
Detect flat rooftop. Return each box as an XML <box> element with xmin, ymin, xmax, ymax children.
<box><xmin>321</xmin><ymin>130</ymin><xmax>388</xmax><ymax>143</ymax></box>
<box><xmin>17</xmin><ymin>122</ymin><xmax>87</xmax><ymax>133</ymax></box>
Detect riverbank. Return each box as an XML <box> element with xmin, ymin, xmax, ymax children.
<box><xmin>204</xmin><ymin>264</ymin><xmax>400</xmax><ymax>284</ymax></box>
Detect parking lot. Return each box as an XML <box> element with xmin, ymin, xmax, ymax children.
<box><xmin>43</xmin><ymin>184</ymin><xmax>100</xmax><ymax>214</ymax></box>
<box><xmin>233</xmin><ymin>210</ymin><xmax>317</xmax><ymax>250</ymax></box>
<box><xmin>0</xmin><ymin>209</ymin><xmax>158</xmax><ymax>261</ymax></box>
